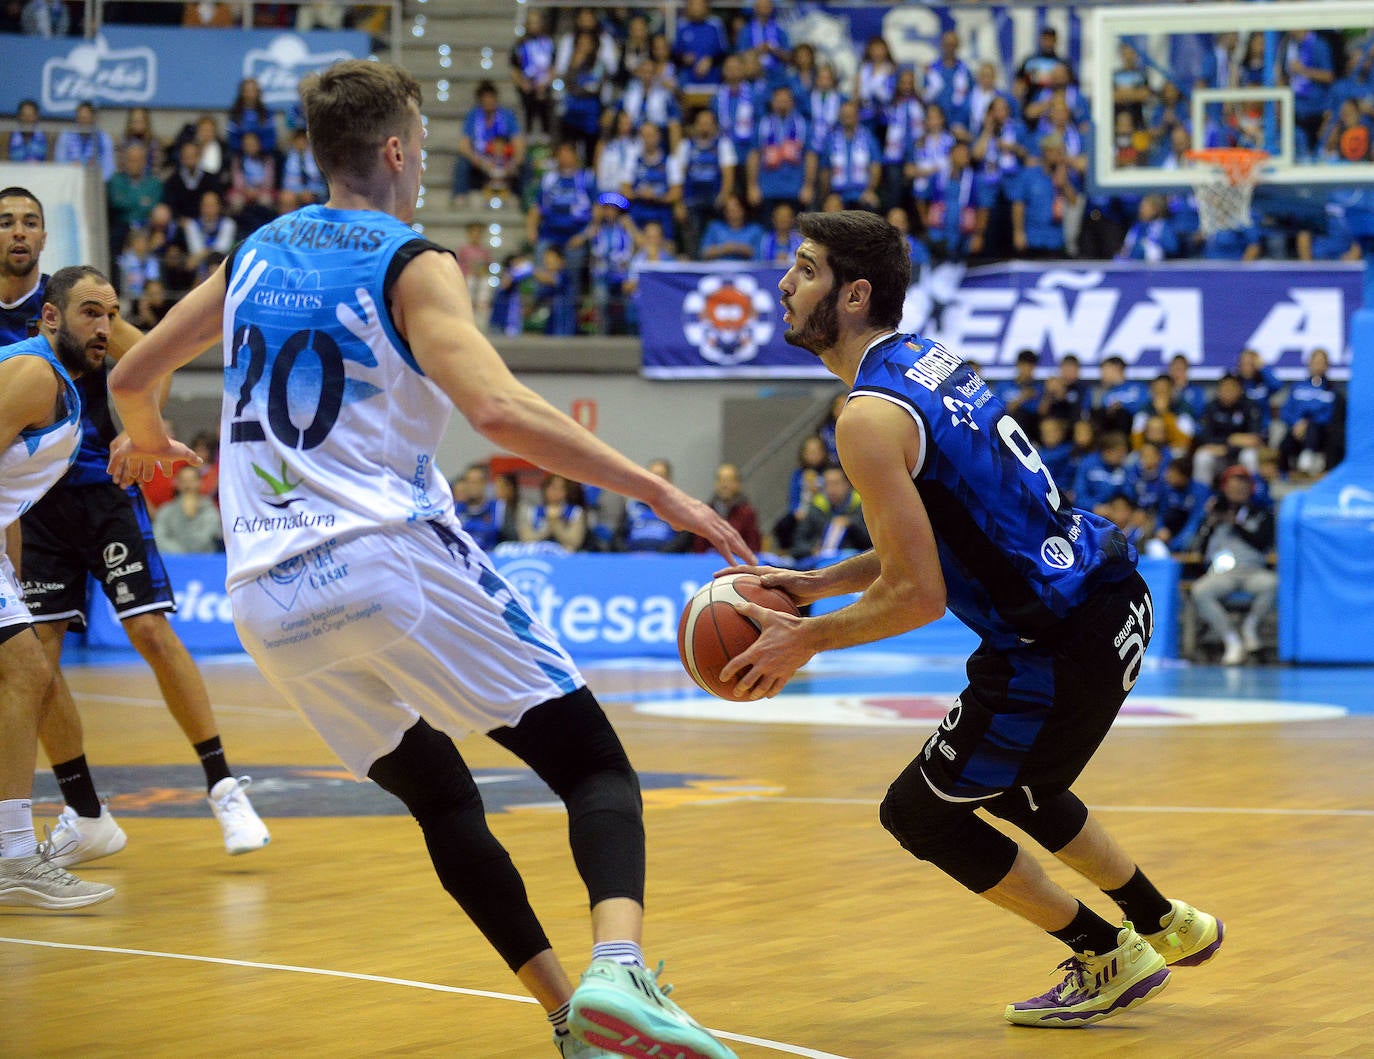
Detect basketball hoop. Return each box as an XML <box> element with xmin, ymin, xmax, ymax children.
<box><xmin>1183</xmin><ymin>148</ymin><xmax>1270</xmax><ymax>237</ymax></box>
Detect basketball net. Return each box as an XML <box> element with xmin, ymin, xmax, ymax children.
<box><xmin>1183</xmin><ymin>148</ymin><xmax>1269</xmax><ymax>237</ymax></box>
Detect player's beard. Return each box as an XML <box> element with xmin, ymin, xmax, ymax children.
<box><xmin>52</xmin><ymin>321</ymin><xmax>99</xmax><ymax>378</ymax></box>
<box><xmin>1</xmin><ymin>247</ymin><xmax>38</xmax><ymax>280</ymax></box>
<box><xmin>783</xmin><ymin>284</ymin><xmax>841</xmax><ymax>356</ymax></box>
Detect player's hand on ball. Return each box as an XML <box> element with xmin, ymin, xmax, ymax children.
<box><xmin>719</xmin><ymin>600</ymin><xmax>812</xmax><ymax>700</ymax></box>
<box><xmin>714</xmin><ymin>563</ymin><xmax>822</xmax><ymax>606</ymax></box>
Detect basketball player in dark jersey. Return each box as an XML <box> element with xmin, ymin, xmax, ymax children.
<box><xmin>720</xmin><ymin>210</ymin><xmax>1223</xmax><ymax>1030</ymax></box>
<box><xmin>0</xmin><ymin>187</ymin><xmax>268</xmax><ymax>866</ymax></box>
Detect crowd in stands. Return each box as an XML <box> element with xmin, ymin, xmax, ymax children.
<box><xmin>1</xmin><ymin>0</ymin><xmax>389</xmax><ymax>36</ymax></box>
<box><xmin>461</xmin><ymin>3</ymin><xmax>1373</xmax><ymax>336</ymax></box>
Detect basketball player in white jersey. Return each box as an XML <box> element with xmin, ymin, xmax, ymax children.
<box><xmin>0</xmin><ymin>266</ymin><xmax>117</xmax><ymax>910</ymax></box>
<box><xmin>107</xmin><ymin>61</ymin><xmax>747</xmax><ymax>1059</ymax></box>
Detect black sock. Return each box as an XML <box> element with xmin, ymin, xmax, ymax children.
<box><xmin>52</xmin><ymin>755</ymin><xmax>101</xmax><ymax>818</ymax></box>
<box><xmin>1048</xmin><ymin>900</ymin><xmax>1123</xmax><ymax>955</ymax></box>
<box><xmin>1104</xmin><ymin>867</ymin><xmax>1174</xmax><ymax>932</ymax></box>
<box><xmin>193</xmin><ymin>736</ymin><xmax>233</xmax><ymax>791</ymax></box>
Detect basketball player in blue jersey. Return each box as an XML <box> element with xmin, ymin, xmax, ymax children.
<box><xmin>107</xmin><ymin>60</ymin><xmax>747</xmax><ymax>1059</ymax></box>
<box><xmin>719</xmin><ymin>210</ymin><xmax>1224</xmax><ymax>1029</ymax></box>
<box><xmin>0</xmin><ymin>187</ymin><xmax>269</xmax><ymax>868</ymax></box>
<box><xmin>0</xmin><ymin>266</ymin><xmax>117</xmax><ymax>910</ymax></box>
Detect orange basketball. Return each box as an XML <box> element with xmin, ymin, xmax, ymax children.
<box><xmin>677</xmin><ymin>573</ymin><xmax>800</xmax><ymax>700</ymax></box>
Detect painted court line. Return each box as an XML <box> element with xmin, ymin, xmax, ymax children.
<box><xmin>0</xmin><ymin>937</ymin><xmax>853</xmax><ymax>1059</ymax></box>
<box><xmin>72</xmin><ymin>692</ymin><xmax>294</xmax><ymax>717</ymax></box>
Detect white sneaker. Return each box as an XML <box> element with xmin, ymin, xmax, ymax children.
<box><xmin>1240</xmin><ymin>625</ymin><xmax>1263</xmax><ymax>654</ymax></box>
<box><xmin>1220</xmin><ymin>634</ymin><xmax>1245</xmax><ymax>666</ymax></box>
<box><xmin>46</xmin><ymin>805</ymin><xmax>128</xmax><ymax>868</ymax></box>
<box><xmin>208</xmin><ymin>777</ymin><xmax>270</xmax><ymax>855</ymax></box>
<box><xmin>0</xmin><ymin>847</ymin><xmax>115</xmax><ymax>910</ymax></box>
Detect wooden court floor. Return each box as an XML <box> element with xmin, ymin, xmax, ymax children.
<box><xmin>4</xmin><ymin>655</ymin><xmax>1373</xmax><ymax>1058</ymax></box>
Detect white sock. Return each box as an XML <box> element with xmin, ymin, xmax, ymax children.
<box><xmin>592</xmin><ymin>940</ymin><xmax>644</xmax><ymax>968</ymax></box>
<box><xmin>0</xmin><ymin>799</ymin><xmax>37</xmax><ymax>858</ymax></box>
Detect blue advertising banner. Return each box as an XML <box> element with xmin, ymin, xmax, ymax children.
<box><xmin>1</xmin><ymin>28</ymin><xmax>371</xmax><ymax>115</ymax></box>
<box><xmin>640</xmin><ymin>261</ymin><xmax>1362</xmax><ymax>381</ymax></box>
<box><xmin>80</xmin><ymin>550</ymin><xmax>1182</xmax><ymax>661</ymax></box>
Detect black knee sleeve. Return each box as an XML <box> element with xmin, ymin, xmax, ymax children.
<box><xmin>985</xmin><ymin>788</ymin><xmax>1089</xmax><ymax>854</ymax></box>
<box><xmin>879</xmin><ymin>762</ymin><xmax>1019</xmax><ymax>894</ymax></box>
<box><xmin>490</xmin><ymin>687</ymin><xmax>645</xmax><ymax>907</ymax></box>
<box><xmin>369</xmin><ymin>719</ymin><xmax>550</xmax><ymax>972</ymax></box>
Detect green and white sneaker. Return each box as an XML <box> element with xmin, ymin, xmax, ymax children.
<box><xmin>568</xmin><ymin>959</ymin><xmax>736</xmax><ymax>1059</ymax></box>
<box><xmin>1136</xmin><ymin>899</ymin><xmax>1225</xmax><ymax>967</ymax></box>
<box><xmin>1005</xmin><ymin>928</ymin><xmax>1170</xmax><ymax>1028</ymax></box>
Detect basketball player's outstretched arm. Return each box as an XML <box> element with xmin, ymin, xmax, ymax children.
<box><xmin>392</xmin><ymin>250</ymin><xmax>757</xmax><ymax>566</ymax></box>
<box><xmin>722</xmin><ymin>396</ymin><xmax>946</xmax><ymax>699</ymax></box>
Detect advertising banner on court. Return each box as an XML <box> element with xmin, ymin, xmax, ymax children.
<box><xmin>78</xmin><ymin>550</ymin><xmax>1182</xmax><ymax>660</ymax></box>
<box><xmin>639</xmin><ymin>261</ymin><xmax>1362</xmax><ymax>381</ymax></box>
<box><xmin>1</xmin><ymin>28</ymin><xmax>370</xmax><ymax>114</ymax></box>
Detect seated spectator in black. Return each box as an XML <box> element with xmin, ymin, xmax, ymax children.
<box><xmin>615</xmin><ymin>458</ymin><xmax>687</xmax><ymax>552</ymax></box>
<box><xmin>996</xmin><ymin>349</ymin><xmax>1042</xmax><ymax>436</ymax></box>
<box><xmin>1194</xmin><ymin>372</ymin><xmax>1266</xmax><ymax>486</ymax></box>
<box><xmin>791</xmin><ymin>465</ymin><xmax>870</xmax><ymax>561</ymax></box>
<box><xmin>1116</xmin><ymin>194</ymin><xmax>1178</xmax><ymax>262</ymax></box>
<box><xmin>1037</xmin><ymin>416</ymin><xmax>1076</xmax><ymax>496</ymax></box>
<box><xmin>1072</xmin><ymin>431</ymin><xmax>1132</xmax><ymax>516</ymax></box>
<box><xmin>510</xmin><ymin>7</ymin><xmax>556</xmax><ymax>138</ymax></box>
<box><xmin>1131</xmin><ymin>375</ymin><xmax>1196</xmax><ymax>457</ymax></box>
<box><xmin>675</xmin><ymin>108</ymin><xmax>737</xmax><ymax>259</ymax></box>
<box><xmin>1152</xmin><ymin>454</ymin><xmax>1210</xmax><ymax>555</ymax></box>
<box><xmin>130</xmin><ymin>277</ymin><xmax>173</xmax><ymax>329</ymax></box>
<box><xmin>153</xmin><ymin>465</ymin><xmax>223</xmax><ymax>554</ymax></box>
<box><xmin>451</xmin><ymin>80</ymin><xmax>526</xmax><ymax>207</ymax></box>
<box><xmin>520</xmin><ymin>473</ymin><xmax>589</xmax><ymax>552</ymax></box>
<box><xmin>772</xmin><ymin>434</ymin><xmax>829</xmax><ymax>554</ymax></box>
<box><xmin>8</xmin><ymin>99</ymin><xmax>48</xmax><ymax>161</ymax></box>
<box><xmin>1191</xmin><ymin>465</ymin><xmax>1277</xmax><ymax>665</ymax></box>
<box><xmin>699</xmin><ymin>192</ymin><xmax>763</xmax><ymax>261</ymax></box>
<box><xmin>559</xmin><ymin>29</ymin><xmax>610</xmax><ymax>164</ymax></box>
<box><xmin>689</xmin><ymin>462</ymin><xmax>762</xmax><ymax>555</ymax></box>
<box><xmin>161</xmin><ymin>140</ymin><xmax>217</xmax><ymax>221</ymax></box>
<box><xmin>1038</xmin><ymin>353</ymin><xmax>1092</xmax><ymax>423</ymax></box>
<box><xmin>532</xmin><ymin>245</ymin><xmax>577</xmax><ymax>336</ymax></box>
<box><xmin>759</xmin><ymin>200</ymin><xmax>803</xmax><ymax>266</ymax></box>
<box><xmin>1279</xmin><ymin>346</ymin><xmax>1342</xmax><ymax>475</ymax></box>
<box><xmin>1093</xmin><ymin>354</ymin><xmax>1148</xmax><ymax>434</ymax></box>
<box><xmin>452</xmin><ymin>463</ymin><xmax>500</xmax><ymax>551</ymax></box>
<box><xmin>1017</xmin><ymin>25</ymin><xmax>1074</xmax><ymax>104</ymax></box>
<box><xmin>226</xmin><ymin>77</ymin><xmax>278</xmax><ymax>157</ymax></box>
<box><xmin>491</xmin><ymin>472</ymin><xmax>522</xmax><ymax>545</ymax></box>
<box><xmin>673</xmin><ymin>0</ymin><xmax>729</xmax><ymax>88</ymax></box>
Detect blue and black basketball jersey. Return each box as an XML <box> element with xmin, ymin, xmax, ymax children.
<box><xmin>0</xmin><ymin>276</ymin><xmax>45</xmax><ymax>345</ymax></box>
<box><xmin>850</xmin><ymin>332</ymin><xmax>1136</xmax><ymax>649</ymax></box>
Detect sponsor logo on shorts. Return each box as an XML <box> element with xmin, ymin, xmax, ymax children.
<box><xmin>103</xmin><ymin>542</ymin><xmax>129</xmax><ymax>569</ymax></box>
<box><xmin>105</xmin><ymin>562</ymin><xmax>144</xmax><ymax>583</ymax></box>
<box><xmin>114</xmin><ymin>582</ymin><xmax>134</xmax><ymax>605</ymax></box>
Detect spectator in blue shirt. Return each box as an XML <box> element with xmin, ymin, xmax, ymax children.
<box><xmin>451</xmin><ymin>81</ymin><xmax>525</xmax><ymax>205</ymax></box>
<box><xmin>1282</xmin><ymin>30</ymin><xmax>1335</xmax><ymax>159</ymax></box>
<box><xmin>673</xmin><ymin>0</ymin><xmax>729</xmax><ymax>87</ymax></box>
<box><xmin>558</xmin><ymin>30</ymin><xmax>610</xmax><ymax>164</ymax></box>
<box><xmin>748</xmin><ymin>85</ymin><xmax>813</xmax><ymax>218</ymax></box>
<box><xmin>1117</xmin><ymin>195</ymin><xmax>1179</xmax><ymax>262</ymax></box>
<box><xmin>1037</xmin><ymin>416</ymin><xmax>1076</xmax><ymax>494</ymax></box>
<box><xmin>881</xmin><ymin>68</ymin><xmax>927</xmax><ymax>211</ymax></box>
<box><xmin>568</xmin><ymin>192</ymin><xmax>639</xmax><ymax>334</ymax></box>
<box><xmin>533</xmin><ymin>245</ymin><xmax>577</xmax><ymax>336</ymax></box>
<box><xmin>453</xmin><ymin>464</ymin><xmax>501</xmax><ymax>552</ymax></box>
<box><xmin>1279</xmin><ymin>346</ymin><xmax>1341</xmax><ymax>475</ymax></box>
<box><xmin>1236</xmin><ymin>347</ymin><xmax>1283</xmax><ymax>431</ymax></box>
<box><xmin>997</xmin><ymin>348</ymin><xmax>1043</xmax><ymax>436</ymax></box>
<box><xmin>1094</xmin><ymin>355</ymin><xmax>1149</xmax><ymax>434</ymax></box>
<box><xmin>510</xmin><ymin>8</ymin><xmax>556</xmax><ymax>138</ymax></box>
<box><xmin>924</xmin><ymin>141</ymin><xmax>980</xmax><ymax>262</ymax></box>
<box><xmin>7</xmin><ymin>99</ymin><xmax>47</xmax><ymax>162</ymax></box>
<box><xmin>527</xmin><ymin>140</ymin><xmax>595</xmax><ymax>257</ymax></box>
<box><xmin>621</xmin><ymin>121</ymin><xmax>683</xmax><ymax>241</ymax></box>
<box><xmin>699</xmin><ymin>192</ymin><xmax>764</xmax><ymax>261</ymax></box>
<box><xmin>925</xmin><ymin>31</ymin><xmax>973</xmax><ymax>136</ymax></box>
<box><xmin>225</xmin><ymin>78</ymin><xmax>278</xmax><ymax>156</ymax></box>
<box><xmin>1072</xmin><ymin>432</ymin><xmax>1133</xmax><ymax>516</ymax></box>
<box><xmin>739</xmin><ymin>0</ymin><xmax>791</xmax><ymax>84</ymax></box>
<box><xmin>819</xmin><ymin>99</ymin><xmax>882</xmax><ymax>210</ymax></box>
<box><xmin>760</xmin><ymin>201</ymin><xmax>804</xmax><ymax>265</ymax></box>
<box><xmin>677</xmin><ymin>108</ymin><xmax>737</xmax><ymax>259</ymax></box>
<box><xmin>1153</xmin><ymin>456</ymin><xmax>1211</xmax><ymax>554</ymax></box>
<box><xmin>1202</xmin><ymin>221</ymin><xmax>1261</xmax><ymax>262</ymax></box>
<box><xmin>615</xmin><ymin>459</ymin><xmax>686</xmax><ymax>552</ymax></box>
<box><xmin>1038</xmin><ymin>353</ymin><xmax>1093</xmax><ymax>424</ymax></box>
<box><xmin>54</xmin><ymin>101</ymin><xmax>116</xmax><ymax>181</ymax></box>
<box><xmin>1010</xmin><ymin>133</ymin><xmax>1077</xmax><ymax>257</ymax></box>
<box><xmin>885</xmin><ymin>205</ymin><xmax>931</xmax><ymax>272</ymax></box>
<box><xmin>1167</xmin><ymin>354</ymin><xmax>1208</xmax><ymax>420</ymax></box>
<box><xmin>714</xmin><ymin>53</ymin><xmax>760</xmax><ymax>160</ymax></box>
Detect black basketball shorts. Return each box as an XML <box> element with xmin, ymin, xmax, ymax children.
<box><xmin>19</xmin><ymin>481</ymin><xmax>176</xmax><ymax>630</ymax></box>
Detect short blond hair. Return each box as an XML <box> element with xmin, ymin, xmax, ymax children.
<box><xmin>299</xmin><ymin>60</ymin><xmax>422</xmax><ymax>184</ymax></box>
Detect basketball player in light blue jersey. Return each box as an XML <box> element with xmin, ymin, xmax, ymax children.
<box><xmin>0</xmin><ymin>266</ymin><xmax>117</xmax><ymax>910</ymax></box>
<box><xmin>719</xmin><ymin>211</ymin><xmax>1224</xmax><ymax>1030</ymax></box>
<box><xmin>106</xmin><ymin>60</ymin><xmax>748</xmax><ymax>1059</ymax></box>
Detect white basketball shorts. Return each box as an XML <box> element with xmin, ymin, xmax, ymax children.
<box><xmin>229</xmin><ymin>517</ymin><xmax>586</xmax><ymax>778</ymax></box>
<box><xmin>0</xmin><ymin>552</ymin><xmax>34</xmax><ymax>634</ymax></box>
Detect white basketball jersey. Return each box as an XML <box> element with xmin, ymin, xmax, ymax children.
<box><xmin>217</xmin><ymin>206</ymin><xmax>457</xmax><ymax>590</ymax></box>
<box><xmin>0</xmin><ymin>337</ymin><xmax>81</xmax><ymax>533</ymax></box>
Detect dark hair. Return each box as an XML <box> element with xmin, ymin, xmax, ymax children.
<box><xmin>45</xmin><ymin>265</ymin><xmax>111</xmax><ymax>311</ymax></box>
<box><xmin>1101</xmin><ymin>355</ymin><xmax>1126</xmax><ymax>370</ymax></box>
<box><xmin>299</xmin><ymin>60</ymin><xmax>422</xmax><ymax>184</ymax></box>
<box><xmin>1218</xmin><ymin>372</ymin><xmax>1242</xmax><ymax>387</ymax></box>
<box><xmin>0</xmin><ymin>186</ymin><xmax>44</xmax><ymax>225</ymax></box>
<box><xmin>796</xmin><ymin>211</ymin><xmax>910</xmax><ymax>329</ymax></box>
<box><xmin>1016</xmin><ymin>349</ymin><xmax>1039</xmax><ymax>366</ymax></box>
<box><xmin>1061</xmin><ymin>353</ymin><xmax>1080</xmax><ymax>366</ymax></box>
<box><xmin>475</xmin><ymin>80</ymin><xmax>498</xmax><ymax>99</ymax></box>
